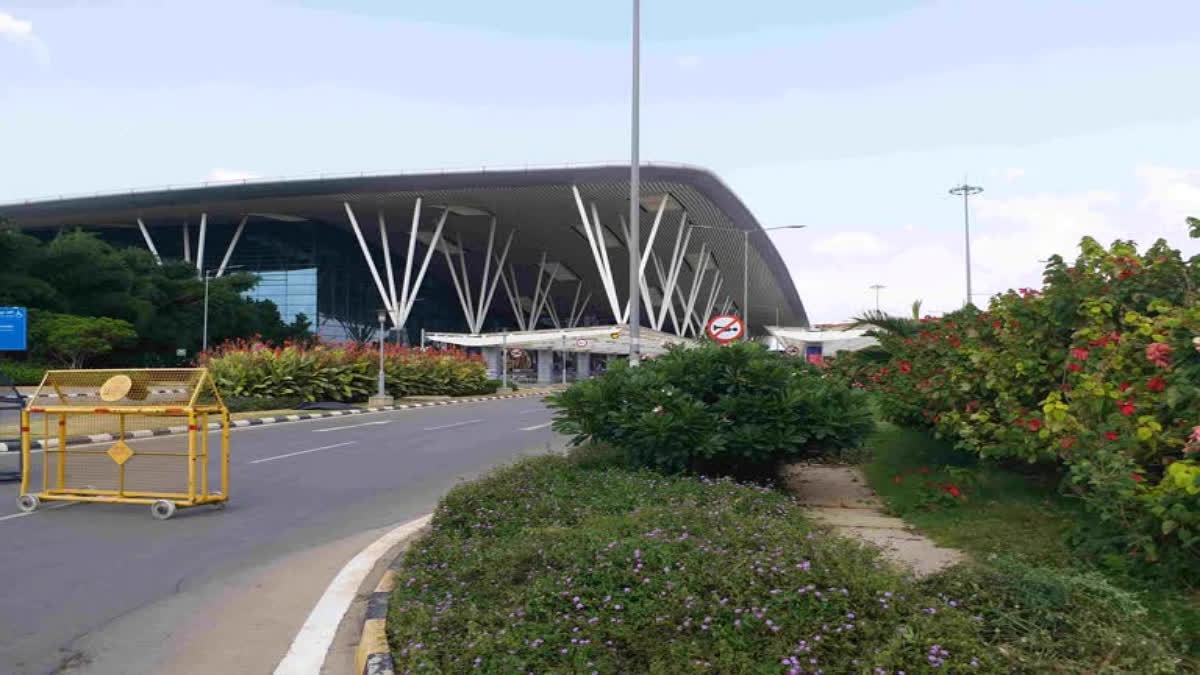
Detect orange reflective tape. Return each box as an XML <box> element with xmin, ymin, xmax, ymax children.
<box><xmin>29</xmin><ymin>407</ymin><xmax>44</xmax><ymax>413</ymax></box>
<box><xmin>93</xmin><ymin>408</ymin><xmax>111</xmax><ymax>414</ymax></box>
<box><xmin>187</xmin><ymin>425</ymin><xmax>197</xmax><ymax>431</ymax></box>
<box><xmin>19</xmin><ymin>426</ymin><xmax>29</xmax><ymax>433</ymax></box>
<box><xmin>166</xmin><ymin>408</ymin><xmax>186</xmax><ymax>415</ymax></box>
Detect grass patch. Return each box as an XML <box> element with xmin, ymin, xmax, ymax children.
<box><xmin>863</xmin><ymin>422</ymin><xmax>1199</xmax><ymax>666</ymax></box>
<box><xmin>388</xmin><ymin>449</ymin><xmax>1181</xmax><ymax>673</ymax></box>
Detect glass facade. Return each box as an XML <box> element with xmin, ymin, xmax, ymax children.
<box><xmin>244</xmin><ymin>268</ymin><xmax>317</xmax><ymax>325</ymax></box>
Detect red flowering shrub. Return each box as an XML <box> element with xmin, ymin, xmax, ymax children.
<box><xmin>200</xmin><ymin>337</ymin><xmax>492</xmax><ymax>401</ymax></box>
<box><xmin>834</xmin><ymin>229</ymin><xmax>1200</xmax><ymax>572</ymax></box>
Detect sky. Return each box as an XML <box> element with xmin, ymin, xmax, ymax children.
<box><xmin>2</xmin><ymin>0</ymin><xmax>1199</xmax><ymax>323</ymax></box>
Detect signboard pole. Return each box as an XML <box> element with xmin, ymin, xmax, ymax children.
<box><xmin>501</xmin><ymin>332</ymin><xmax>508</xmax><ymax>390</ymax></box>
<box><xmin>561</xmin><ymin>333</ymin><xmax>567</xmax><ymax>385</ymax></box>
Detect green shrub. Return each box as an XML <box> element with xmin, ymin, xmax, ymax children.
<box><xmin>547</xmin><ymin>342</ymin><xmax>874</xmax><ymax>478</ymax></box>
<box><xmin>387</xmin><ymin>454</ymin><xmax>1181</xmax><ymax>673</ymax></box>
<box><xmin>481</xmin><ymin>378</ymin><xmax>502</xmax><ymax>395</ymax></box>
<box><xmin>0</xmin><ymin>360</ymin><xmax>52</xmax><ymax>386</ymax></box>
<box><xmin>843</xmin><ymin>228</ymin><xmax>1200</xmax><ymax>577</ymax></box>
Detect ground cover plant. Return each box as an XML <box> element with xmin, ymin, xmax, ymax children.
<box><xmin>862</xmin><ymin>423</ymin><xmax>1199</xmax><ymax>665</ymax></box>
<box><xmin>547</xmin><ymin>341</ymin><xmax>875</xmax><ymax>479</ymax></box>
<box><xmin>387</xmin><ymin>449</ymin><xmax>1181</xmax><ymax>673</ymax></box>
<box><xmin>202</xmin><ymin>338</ymin><xmax>496</xmax><ymax>402</ymax></box>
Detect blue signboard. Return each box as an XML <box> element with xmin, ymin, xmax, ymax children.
<box><xmin>0</xmin><ymin>308</ymin><xmax>28</xmax><ymax>351</ymax></box>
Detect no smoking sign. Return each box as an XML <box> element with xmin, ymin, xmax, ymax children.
<box><xmin>706</xmin><ymin>314</ymin><xmax>744</xmax><ymax>345</ymax></box>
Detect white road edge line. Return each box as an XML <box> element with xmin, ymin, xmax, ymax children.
<box><xmin>311</xmin><ymin>420</ymin><xmax>391</xmax><ymax>433</ymax></box>
<box><xmin>273</xmin><ymin>513</ymin><xmax>433</xmax><ymax>675</ymax></box>
<box><xmin>248</xmin><ymin>442</ymin><xmax>356</xmax><ymax>465</ymax></box>
<box><xmin>0</xmin><ymin>502</ymin><xmax>78</xmax><ymax>524</ymax></box>
<box><xmin>520</xmin><ymin>422</ymin><xmax>553</xmax><ymax>431</ymax></box>
<box><xmin>423</xmin><ymin>418</ymin><xmax>483</xmax><ymax>432</ymax></box>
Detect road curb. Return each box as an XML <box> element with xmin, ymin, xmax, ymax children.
<box><xmin>356</xmin><ymin>562</ymin><xmax>402</xmax><ymax>675</ymax></box>
<box><xmin>0</xmin><ymin>389</ymin><xmax>556</xmax><ymax>453</ymax></box>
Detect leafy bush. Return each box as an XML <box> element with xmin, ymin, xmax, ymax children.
<box><xmin>0</xmin><ymin>359</ymin><xmax>53</xmax><ymax>386</ymax></box>
<box><xmin>548</xmin><ymin>342</ymin><xmax>874</xmax><ymax>478</ymax></box>
<box><xmin>836</xmin><ymin>227</ymin><xmax>1200</xmax><ymax>576</ymax></box>
<box><xmin>201</xmin><ymin>338</ymin><xmax>492</xmax><ymax>402</ymax></box>
<box><xmin>30</xmin><ymin>310</ymin><xmax>137</xmax><ymax>368</ymax></box>
<box><xmin>387</xmin><ymin>454</ymin><xmax>1180</xmax><ymax>673</ymax></box>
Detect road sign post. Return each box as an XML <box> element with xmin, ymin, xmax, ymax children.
<box><xmin>0</xmin><ymin>308</ymin><xmax>28</xmax><ymax>352</ymax></box>
<box><xmin>705</xmin><ymin>314</ymin><xmax>745</xmax><ymax>345</ymax></box>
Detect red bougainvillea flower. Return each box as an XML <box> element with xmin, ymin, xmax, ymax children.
<box><xmin>1118</xmin><ymin>382</ymin><xmax>1132</xmax><ymax>392</ymax></box>
<box><xmin>1105</xmin><ymin>431</ymin><xmax>1119</xmax><ymax>441</ymax></box>
<box><xmin>1147</xmin><ymin>377</ymin><xmax>1167</xmax><ymax>393</ymax></box>
<box><xmin>1067</xmin><ymin>363</ymin><xmax>1082</xmax><ymax>372</ymax></box>
<box><xmin>893</xmin><ymin>475</ymin><xmax>903</xmax><ymax>484</ymax></box>
<box><xmin>1130</xmin><ymin>472</ymin><xmax>1144</xmax><ymax>483</ymax></box>
<box><xmin>1191</xmin><ymin>426</ymin><xmax>1200</xmax><ymax>444</ymax></box>
<box><xmin>1070</xmin><ymin>348</ymin><xmax>1089</xmax><ymax>361</ymax></box>
<box><xmin>899</xmin><ymin>361</ymin><xmax>912</xmax><ymax>374</ymax></box>
<box><xmin>945</xmin><ymin>485</ymin><xmax>962</xmax><ymax>497</ymax></box>
<box><xmin>918</xmin><ymin>466</ymin><xmax>930</xmax><ymax>475</ymax></box>
<box><xmin>1027</xmin><ymin>419</ymin><xmax>1043</xmax><ymax>432</ymax></box>
<box><xmin>1060</xmin><ymin>436</ymin><xmax>1077</xmax><ymax>449</ymax></box>
<box><xmin>1146</xmin><ymin>343</ymin><xmax>1172</xmax><ymax>368</ymax></box>
<box><xmin>1118</xmin><ymin>400</ymin><xmax>1136</xmax><ymax>416</ymax></box>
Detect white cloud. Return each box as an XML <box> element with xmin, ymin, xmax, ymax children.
<box><xmin>208</xmin><ymin>168</ymin><xmax>261</xmax><ymax>183</ymax></box>
<box><xmin>778</xmin><ymin>166</ymin><xmax>1200</xmax><ymax>325</ymax></box>
<box><xmin>808</xmin><ymin>231</ymin><xmax>886</xmax><ymax>257</ymax></box>
<box><xmin>0</xmin><ymin>11</ymin><xmax>49</xmax><ymax>64</ymax></box>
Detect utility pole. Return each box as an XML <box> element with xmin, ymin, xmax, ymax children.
<box><xmin>869</xmin><ymin>284</ymin><xmax>885</xmax><ymax>312</ymax></box>
<box><xmin>628</xmin><ymin>0</ymin><xmax>642</xmax><ymax>365</ymax></box>
<box><xmin>949</xmin><ymin>180</ymin><xmax>983</xmax><ymax>307</ymax></box>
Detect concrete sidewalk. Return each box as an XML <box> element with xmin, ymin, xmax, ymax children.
<box><xmin>782</xmin><ymin>464</ymin><xmax>964</xmax><ymax>578</ymax></box>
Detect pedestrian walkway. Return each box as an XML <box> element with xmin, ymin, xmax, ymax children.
<box><xmin>782</xmin><ymin>464</ymin><xmax>963</xmax><ymax>578</ymax></box>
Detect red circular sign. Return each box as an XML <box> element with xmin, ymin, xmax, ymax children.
<box><xmin>706</xmin><ymin>314</ymin><xmax>745</xmax><ymax>344</ymax></box>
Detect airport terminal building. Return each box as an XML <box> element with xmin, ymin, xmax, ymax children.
<box><xmin>0</xmin><ymin>164</ymin><xmax>806</xmax><ymax>360</ymax></box>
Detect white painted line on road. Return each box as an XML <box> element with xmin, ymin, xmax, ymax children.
<box><xmin>520</xmin><ymin>422</ymin><xmax>552</xmax><ymax>431</ymax></box>
<box><xmin>311</xmin><ymin>420</ymin><xmax>391</xmax><ymax>433</ymax></box>
<box><xmin>248</xmin><ymin>441</ymin><xmax>356</xmax><ymax>464</ymax></box>
<box><xmin>423</xmin><ymin>418</ymin><xmax>483</xmax><ymax>432</ymax></box>
<box><xmin>0</xmin><ymin>502</ymin><xmax>77</xmax><ymax>524</ymax></box>
<box><xmin>274</xmin><ymin>513</ymin><xmax>433</xmax><ymax>675</ymax></box>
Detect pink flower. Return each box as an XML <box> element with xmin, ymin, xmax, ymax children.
<box><xmin>1070</xmin><ymin>348</ymin><xmax>1090</xmax><ymax>361</ymax></box>
<box><xmin>1147</xmin><ymin>377</ymin><xmax>1166</xmax><ymax>393</ymax></box>
<box><xmin>1105</xmin><ymin>431</ymin><xmax>1119</xmax><ymax>441</ymax></box>
<box><xmin>1146</xmin><ymin>343</ymin><xmax>1172</xmax><ymax>368</ymax></box>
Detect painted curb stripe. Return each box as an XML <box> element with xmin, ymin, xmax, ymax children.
<box><xmin>356</xmin><ymin>569</ymin><xmax>400</xmax><ymax>675</ymax></box>
<box><xmin>0</xmin><ymin>389</ymin><xmax>556</xmax><ymax>451</ymax></box>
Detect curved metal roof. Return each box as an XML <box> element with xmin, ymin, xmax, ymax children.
<box><xmin>0</xmin><ymin>163</ymin><xmax>807</xmax><ymax>330</ymax></box>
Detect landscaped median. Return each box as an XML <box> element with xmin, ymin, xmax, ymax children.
<box><xmin>383</xmin><ymin>448</ymin><xmax>1179</xmax><ymax>673</ymax></box>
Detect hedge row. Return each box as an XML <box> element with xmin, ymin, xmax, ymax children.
<box><xmin>200</xmin><ymin>338</ymin><xmax>497</xmax><ymax>402</ymax></box>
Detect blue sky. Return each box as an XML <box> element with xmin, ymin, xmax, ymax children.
<box><xmin>2</xmin><ymin>1</ymin><xmax>1198</xmax><ymax>322</ymax></box>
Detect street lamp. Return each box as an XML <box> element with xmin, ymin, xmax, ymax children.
<box><xmin>628</xmin><ymin>0</ymin><xmax>642</xmax><ymax>366</ymax></box>
<box><xmin>869</xmin><ymin>284</ymin><xmax>886</xmax><ymax>312</ymax></box>
<box><xmin>202</xmin><ymin>265</ymin><xmax>243</xmax><ymax>353</ymax></box>
<box><xmin>949</xmin><ymin>181</ymin><xmax>983</xmax><ymax>306</ymax></box>
<box><xmin>687</xmin><ymin>224</ymin><xmax>807</xmax><ymax>339</ymax></box>
<box><xmin>370</xmin><ymin>309</ymin><xmax>394</xmax><ymax>407</ymax></box>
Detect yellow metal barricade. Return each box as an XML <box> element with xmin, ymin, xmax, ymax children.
<box><xmin>16</xmin><ymin>368</ymin><xmax>230</xmax><ymax>520</ymax></box>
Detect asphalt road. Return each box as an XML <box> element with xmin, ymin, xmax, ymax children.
<box><xmin>0</xmin><ymin>396</ymin><xmax>561</xmax><ymax>674</ymax></box>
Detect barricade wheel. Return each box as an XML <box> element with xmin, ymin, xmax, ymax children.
<box><xmin>150</xmin><ymin>500</ymin><xmax>177</xmax><ymax>520</ymax></box>
<box><xmin>17</xmin><ymin>494</ymin><xmax>39</xmax><ymax>513</ymax></box>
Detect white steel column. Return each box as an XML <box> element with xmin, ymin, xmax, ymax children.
<box><xmin>571</xmin><ymin>186</ymin><xmax>622</xmax><ymax>322</ymax></box>
<box><xmin>440</xmin><ymin>222</ymin><xmax>513</xmax><ymax>334</ymax></box>
<box><xmin>136</xmin><ymin>218</ymin><xmax>162</xmax><ymax>265</ymax></box>
<box><xmin>680</xmin><ymin>243</ymin><xmax>711</xmax><ymax>336</ymax></box>
<box><xmin>195</xmin><ymin>212</ymin><xmax>207</xmax><ymax>275</ymax></box>
<box><xmin>379</xmin><ymin>210</ymin><xmax>399</xmax><ymax>313</ymax></box>
<box><xmin>620</xmin><ymin>195</ymin><xmax>668</xmax><ymax>324</ymax></box>
<box><xmin>397</xmin><ymin>208</ymin><xmax>448</xmax><ymax>326</ymax></box>
<box><xmin>399</xmin><ymin>199</ymin><xmax>423</xmax><ymax>320</ymax></box>
<box><xmin>344</xmin><ymin>202</ymin><xmax>395</xmax><ymax>321</ymax></box>
<box><xmin>656</xmin><ymin>214</ymin><xmax>691</xmax><ymax>332</ymax></box>
<box><xmin>498</xmin><ymin>263</ymin><xmax>528</xmax><ymax>331</ymax></box>
<box><xmin>182</xmin><ymin>221</ymin><xmax>192</xmax><ymax>264</ymax></box>
<box><xmin>216</xmin><ymin>215</ymin><xmax>248</xmax><ymax>277</ymax></box>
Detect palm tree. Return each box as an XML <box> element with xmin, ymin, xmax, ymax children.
<box><xmin>851</xmin><ymin>307</ymin><xmax>921</xmax><ymax>338</ymax></box>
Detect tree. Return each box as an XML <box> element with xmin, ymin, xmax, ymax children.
<box><xmin>32</xmin><ymin>312</ymin><xmax>137</xmax><ymax>368</ymax></box>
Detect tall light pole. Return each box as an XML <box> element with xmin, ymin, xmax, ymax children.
<box><xmin>628</xmin><ymin>0</ymin><xmax>642</xmax><ymax>365</ymax></box>
<box><xmin>869</xmin><ymin>284</ymin><xmax>885</xmax><ymax>311</ymax></box>
<box><xmin>687</xmin><ymin>224</ymin><xmax>806</xmax><ymax>339</ymax></box>
<box><xmin>949</xmin><ymin>181</ymin><xmax>983</xmax><ymax>307</ymax></box>
<box><xmin>369</xmin><ymin>308</ymin><xmax>394</xmax><ymax>407</ymax></box>
<box><xmin>202</xmin><ymin>265</ymin><xmax>243</xmax><ymax>353</ymax></box>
